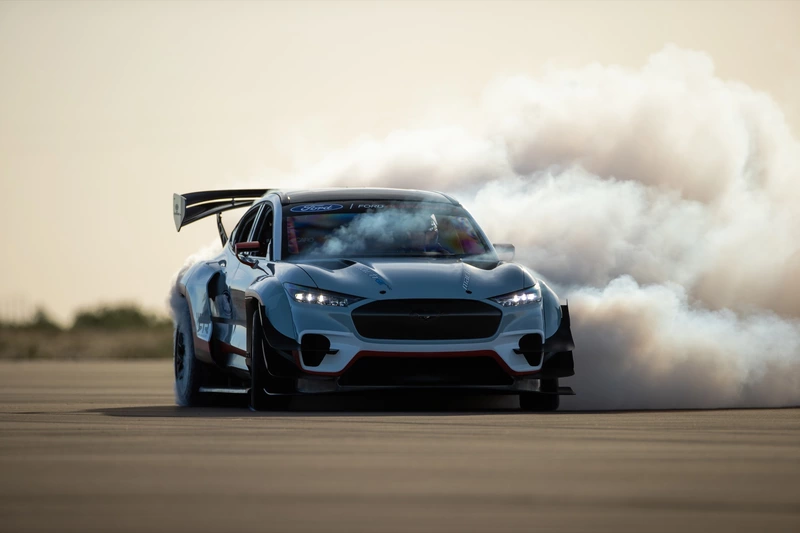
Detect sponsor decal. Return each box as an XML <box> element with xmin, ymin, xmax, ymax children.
<box><xmin>355</xmin><ymin>265</ymin><xmax>391</xmax><ymax>289</ymax></box>
<box><xmin>290</xmin><ymin>204</ymin><xmax>344</xmax><ymax>213</ymax></box>
<box><xmin>348</xmin><ymin>203</ymin><xmax>386</xmax><ymax>209</ymax></box>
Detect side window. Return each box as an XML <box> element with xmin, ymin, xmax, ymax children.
<box><xmin>231</xmin><ymin>206</ymin><xmax>261</xmax><ymax>246</ymax></box>
<box><xmin>253</xmin><ymin>207</ymin><xmax>274</xmax><ymax>258</ymax></box>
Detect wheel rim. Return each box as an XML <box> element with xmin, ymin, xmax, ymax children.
<box><xmin>174</xmin><ymin>329</ymin><xmax>186</xmax><ymax>382</ymax></box>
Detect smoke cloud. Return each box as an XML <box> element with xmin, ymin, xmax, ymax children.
<box><xmin>168</xmin><ymin>241</ymin><xmax>221</xmax><ymax>321</ymax></box>
<box><xmin>291</xmin><ymin>45</ymin><xmax>800</xmax><ymax>409</ymax></box>
<box><xmin>318</xmin><ymin>210</ymin><xmax>433</xmax><ymax>257</ymax></box>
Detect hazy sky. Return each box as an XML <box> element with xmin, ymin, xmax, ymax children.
<box><xmin>1</xmin><ymin>0</ymin><xmax>798</xmax><ymax>322</ymax></box>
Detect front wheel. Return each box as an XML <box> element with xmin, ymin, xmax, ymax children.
<box><xmin>520</xmin><ymin>379</ymin><xmax>560</xmax><ymax>412</ymax></box>
<box><xmin>519</xmin><ymin>393</ymin><xmax>560</xmax><ymax>412</ymax></box>
<box><xmin>249</xmin><ymin>313</ymin><xmax>274</xmax><ymax>411</ymax></box>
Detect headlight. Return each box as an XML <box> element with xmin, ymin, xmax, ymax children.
<box><xmin>490</xmin><ymin>285</ymin><xmax>542</xmax><ymax>307</ymax></box>
<box><xmin>283</xmin><ymin>283</ymin><xmax>363</xmax><ymax>307</ymax></box>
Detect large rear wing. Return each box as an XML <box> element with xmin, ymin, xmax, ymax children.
<box><xmin>172</xmin><ymin>189</ymin><xmax>269</xmax><ymax>232</ymax></box>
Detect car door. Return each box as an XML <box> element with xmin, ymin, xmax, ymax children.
<box><xmin>226</xmin><ymin>202</ymin><xmax>276</xmax><ymax>362</ymax></box>
<box><xmin>217</xmin><ymin>204</ymin><xmax>264</xmax><ymax>363</ymax></box>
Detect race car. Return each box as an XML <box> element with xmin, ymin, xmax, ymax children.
<box><xmin>171</xmin><ymin>188</ymin><xmax>575</xmax><ymax>411</ymax></box>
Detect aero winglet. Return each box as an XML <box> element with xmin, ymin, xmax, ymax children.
<box><xmin>173</xmin><ymin>193</ymin><xmax>187</xmax><ymax>232</ymax></box>
<box><xmin>172</xmin><ymin>189</ymin><xmax>270</xmax><ymax>232</ymax></box>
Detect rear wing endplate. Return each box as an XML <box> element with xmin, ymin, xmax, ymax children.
<box><xmin>172</xmin><ymin>189</ymin><xmax>269</xmax><ymax>232</ymax></box>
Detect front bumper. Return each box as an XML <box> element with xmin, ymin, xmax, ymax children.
<box><xmin>283</xmin><ymin>297</ymin><xmax>564</xmax><ymax>374</ymax></box>
<box><xmin>258</xmin><ymin>301</ymin><xmax>575</xmax><ymax>394</ymax></box>
<box><xmin>295</xmin><ymin>332</ymin><xmax>548</xmax><ymax>375</ymax></box>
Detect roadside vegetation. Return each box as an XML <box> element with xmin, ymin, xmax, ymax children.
<box><xmin>0</xmin><ymin>304</ymin><xmax>173</xmax><ymax>360</ymax></box>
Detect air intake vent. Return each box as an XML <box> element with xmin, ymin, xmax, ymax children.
<box><xmin>300</xmin><ymin>334</ymin><xmax>334</xmax><ymax>367</ymax></box>
<box><xmin>515</xmin><ymin>333</ymin><xmax>543</xmax><ymax>366</ymax></box>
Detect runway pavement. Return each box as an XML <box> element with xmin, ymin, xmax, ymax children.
<box><xmin>0</xmin><ymin>361</ymin><xmax>798</xmax><ymax>532</ymax></box>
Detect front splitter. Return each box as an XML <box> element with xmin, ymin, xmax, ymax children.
<box><xmin>290</xmin><ymin>376</ymin><xmax>574</xmax><ymax>396</ymax></box>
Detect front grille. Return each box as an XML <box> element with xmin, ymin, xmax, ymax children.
<box><xmin>338</xmin><ymin>356</ymin><xmax>513</xmax><ymax>387</ymax></box>
<box><xmin>351</xmin><ymin>299</ymin><xmax>501</xmax><ymax>340</ymax></box>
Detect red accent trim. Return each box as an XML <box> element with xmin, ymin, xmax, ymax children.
<box><xmin>219</xmin><ymin>341</ymin><xmax>247</xmax><ymax>356</ymax></box>
<box><xmin>295</xmin><ymin>349</ymin><xmax>540</xmax><ymax>377</ymax></box>
<box><xmin>196</xmin><ymin>339</ymin><xmax>211</xmax><ymax>353</ymax></box>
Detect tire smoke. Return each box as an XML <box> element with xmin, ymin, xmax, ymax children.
<box><xmin>292</xmin><ymin>45</ymin><xmax>800</xmax><ymax>409</ymax></box>
<box><xmin>168</xmin><ymin>241</ymin><xmax>221</xmax><ymax>322</ymax></box>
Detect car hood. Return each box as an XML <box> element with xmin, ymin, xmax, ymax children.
<box><xmin>292</xmin><ymin>258</ymin><xmax>532</xmax><ymax>300</ymax></box>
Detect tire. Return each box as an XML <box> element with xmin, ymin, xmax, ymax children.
<box><xmin>520</xmin><ymin>378</ymin><xmax>560</xmax><ymax>411</ymax></box>
<box><xmin>173</xmin><ymin>297</ymin><xmax>205</xmax><ymax>407</ymax></box>
<box><xmin>519</xmin><ymin>393</ymin><xmax>560</xmax><ymax>412</ymax></box>
<box><xmin>249</xmin><ymin>313</ymin><xmax>273</xmax><ymax>411</ymax></box>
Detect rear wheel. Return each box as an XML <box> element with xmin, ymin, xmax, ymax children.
<box><xmin>173</xmin><ymin>298</ymin><xmax>205</xmax><ymax>406</ymax></box>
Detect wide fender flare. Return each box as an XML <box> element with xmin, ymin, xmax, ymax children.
<box><xmin>179</xmin><ymin>260</ymin><xmax>226</xmax><ymax>344</ymax></box>
<box><xmin>245</xmin><ymin>276</ymin><xmax>297</xmax><ymax>342</ymax></box>
<box><xmin>539</xmin><ymin>280</ymin><xmax>575</xmax><ymax>353</ymax></box>
<box><xmin>539</xmin><ymin>280</ymin><xmax>563</xmax><ymax>339</ymax></box>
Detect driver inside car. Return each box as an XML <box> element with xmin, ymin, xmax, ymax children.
<box><xmin>405</xmin><ymin>214</ymin><xmax>449</xmax><ymax>253</ymax></box>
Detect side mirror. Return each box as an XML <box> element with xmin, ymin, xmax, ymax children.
<box><xmin>494</xmin><ymin>243</ymin><xmax>515</xmax><ymax>261</ymax></box>
<box><xmin>234</xmin><ymin>241</ymin><xmax>260</xmax><ymax>254</ymax></box>
<box><xmin>234</xmin><ymin>241</ymin><xmax>260</xmax><ymax>268</ymax></box>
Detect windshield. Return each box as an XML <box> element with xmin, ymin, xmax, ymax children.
<box><xmin>283</xmin><ymin>201</ymin><xmax>492</xmax><ymax>259</ymax></box>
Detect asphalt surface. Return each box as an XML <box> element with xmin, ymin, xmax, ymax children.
<box><xmin>0</xmin><ymin>361</ymin><xmax>798</xmax><ymax>533</ymax></box>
